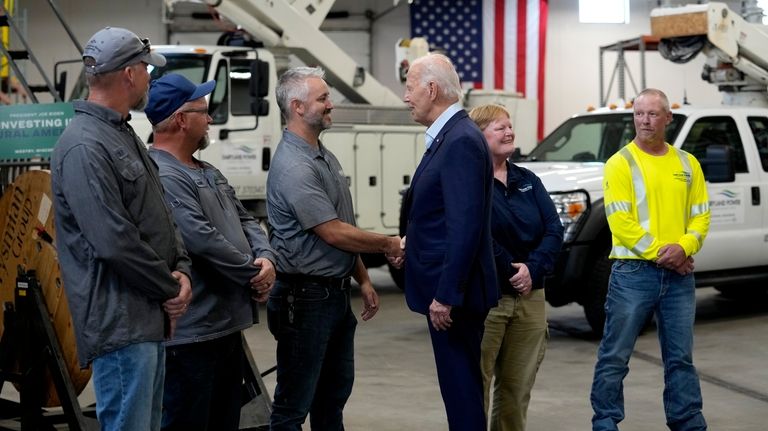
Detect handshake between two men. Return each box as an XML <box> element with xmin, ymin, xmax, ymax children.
<box><xmin>385</xmin><ymin>236</ymin><xmax>407</xmax><ymax>270</ymax></box>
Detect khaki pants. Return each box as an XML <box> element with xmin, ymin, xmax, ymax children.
<box><xmin>481</xmin><ymin>290</ymin><xmax>548</xmax><ymax>431</ymax></box>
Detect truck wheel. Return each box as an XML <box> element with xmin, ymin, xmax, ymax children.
<box><xmin>583</xmin><ymin>246</ymin><xmax>611</xmax><ymax>336</ymax></box>
<box><xmin>388</xmin><ymin>262</ymin><xmax>405</xmax><ymax>291</ymax></box>
<box><xmin>714</xmin><ymin>285</ymin><xmax>768</xmax><ymax>300</ymax></box>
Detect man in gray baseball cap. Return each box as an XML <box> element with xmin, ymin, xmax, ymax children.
<box><xmin>52</xmin><ymin>26</ymin><xmax>190</xmax><ymax>431</ymax></box>
<box><xmin>83</xmin><ymin>26</ymin><xmax>166</xmax><ymax>75</ymax></box>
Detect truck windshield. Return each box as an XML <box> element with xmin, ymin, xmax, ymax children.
<box><xmin>527</xmin><ymin>113</ymin><xmax>686</xmax><ymax>162</ymax></box>
<box><xmin>149</xmin><ymin>54</ymin><xmax>212</xmax><ymax>84</ymax></box>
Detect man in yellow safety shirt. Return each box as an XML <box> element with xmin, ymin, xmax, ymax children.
<box><xmin>590</xmin><ymin>88</ymin><xmax>710</xmax><ymax>431</ymax></box>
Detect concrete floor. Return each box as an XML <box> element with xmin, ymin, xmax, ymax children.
<box><xmin>243</xmin><ymin>267</ymin><xmax>768</xmax><ymax>431</ymax></box>
<box><xmin>2</xmin><ymin>267</ymin><xmax>767</xmax><ymax>430</ymax></box>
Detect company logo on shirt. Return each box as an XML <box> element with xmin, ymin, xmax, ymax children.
<box><xmin>518</xmin><ymin>183</ymin><xmax>533</xmax><ymax>193</ymax></box>
<box><xmin>672</xmin><ymin>171</ymin><xmax>691</xmax><ymax>184</ymax></box>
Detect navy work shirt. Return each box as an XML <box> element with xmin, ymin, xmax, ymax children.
<box><xmin>491</xmin><ymin>161</ymin><xmax>564</xmax><ymax>295</ymax></box>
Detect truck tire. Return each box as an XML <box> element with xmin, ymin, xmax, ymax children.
<box><xmin>362</xmin><ymin>252</ymin><xmax>405</xmax><ymax>291</ymax></box>
<box><xmin>583</xmin><ymin>246</ymin><xmax>611</xmax><ymax>336</ymax></box>
<box><xmin>388</xmin><ymin>262</ymin><xmax>405</xmax><ymax>291</ymax></box>
<box><xmin>714</xmin><ymin>285</ymin><xmax>768</xmax><ymax>300</ymax></box>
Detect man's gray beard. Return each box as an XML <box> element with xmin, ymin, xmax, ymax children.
<box><xmin>133</xmin><ymin>92</ymin><xmax>148</xmax><ymax>111</ymax></box>
<box><xmin>197</xmin><ymin>134</ymin><xmax>210</xmax><ymax>151</ymax></box>
<box><xmin>306</xmin><ymin>110</ymin><xmax>332</xmax><ymax>132</ymax></box>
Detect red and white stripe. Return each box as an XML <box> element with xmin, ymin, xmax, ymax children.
<box><xmin>481</xmin><ymin>0</ymin><xmax>547</xmax><ymax>139</ymax></box>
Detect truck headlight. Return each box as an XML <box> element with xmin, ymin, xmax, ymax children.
<box><xmin>549</xmin><ymin>190</ymin><xmax>590</xmax><ymax>243</ymax></box>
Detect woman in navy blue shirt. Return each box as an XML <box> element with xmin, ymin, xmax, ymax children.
<box><xmin>469</xmin><ymin>104</ymin><xmax>564</xmax><ymax>431</ymax></box>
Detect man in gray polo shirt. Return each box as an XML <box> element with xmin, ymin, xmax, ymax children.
<box><xmin>266</xmin><ymin>66</ymin><xmax>404</xmax><ymax>430</ymax></box>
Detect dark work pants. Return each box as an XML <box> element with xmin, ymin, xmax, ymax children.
<box><xmin>428</xmin><ymin>308</ymin><xmax>488</xmax><ymax>431</ymax></box>
<box><xmin>267</xmin><ymin>279</ymin><xmax>357</xmax><ymax>430</ymax></box>
<box><xmin>161</xmin><ymin>332</ymin><xmax>244</xmax><ymax>431</ymax></box>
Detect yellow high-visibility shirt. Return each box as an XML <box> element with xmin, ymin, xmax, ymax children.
<box><xmin>603</xmin><ymin>141</ymin><xmax>710</xmax><ymax>260</ymax></box>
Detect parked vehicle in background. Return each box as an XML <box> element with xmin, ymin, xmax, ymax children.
<box><xmin>523</xmin><ymin>105</ymin><xmax>768</xmax><ymax>333</ymax></box>
<box><xmin>522</xmin><ymin>2</ymin><xmax>768</xmax><ymax>334</ymax></box>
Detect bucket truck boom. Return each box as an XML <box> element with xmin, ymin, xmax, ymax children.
<box><xmin>651</xmin><ymin>1</ymin><xmax>768</xmax><ymax>106</ymax></box>
<box><xmin>202</xmin><ymin>0</ymin><xmax>403</xmax><ymax>106</ymax></box>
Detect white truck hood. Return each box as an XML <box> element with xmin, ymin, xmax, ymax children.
<box><xmin>517</xmin><ymin>161</ymin><xmax>605</xmax><ymax>196</ymax></box>
<box><xmin>129</xmin><ymin>111</ymin><xmax>153</xmax><ymax>144</ymax></box>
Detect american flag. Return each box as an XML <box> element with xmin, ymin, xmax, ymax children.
<box><xmin>410</xmin><ymin>0</ymin><xmax>548</xmax><ymax>138</ymax></box>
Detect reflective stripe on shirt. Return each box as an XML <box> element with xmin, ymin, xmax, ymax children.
<box><xmin>619</xmin><ymin>147</ymin><xmax>650</xmax><ymax>231</ymax></box>
<box><xmin>605</xmin><ymin>200</ymin><xmax>631</xmax><ymax>217</ymax></box>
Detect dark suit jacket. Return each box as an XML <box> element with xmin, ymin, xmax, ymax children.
<box><xmin>402</xmin><ymin>109</ymin><xmax>499</xmax><ymax>315</ymax></box>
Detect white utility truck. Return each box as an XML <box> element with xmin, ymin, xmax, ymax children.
<box><xmin>525</xmin><ymin>2</ymin><xmax>768</xmax><ymax>334</ymax></box>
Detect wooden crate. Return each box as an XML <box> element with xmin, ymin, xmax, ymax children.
<box><xmin>651</xmin><ymin>11</ymin><xmax>709</xmax><ymax>38</ymax></box>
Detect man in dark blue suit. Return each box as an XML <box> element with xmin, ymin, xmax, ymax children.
<box><xmin>402</xmin><ymin>53</ymin><xmax>499</xmax><ymax>430</ymax></box>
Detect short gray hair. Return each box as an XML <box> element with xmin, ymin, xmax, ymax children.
<box><xmin>276</xmin><ymin>67</ymin><xmax>326</xmax><ymax>119</ymax></box>
<box><xmin>411</xmin><ymin>53</ymin><xmax>463</xmax><ymax>102</ymax></box>
<box><xmin>635</xmin><ymin>88</ymin><xmax>670</xmax><ymax>112</ymax></box>
<box><xmin>151</xmin><ymin>100</ymin><xmax>196</xmax><ymax>134</ymax></box>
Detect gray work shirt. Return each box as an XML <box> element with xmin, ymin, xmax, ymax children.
<box><xmin>266</xmin><ymin>129</ymin><xmax>356</xmax><ymax>277</ymax></box>
<box><xmin>149</xmin><ymin>148</ymin><xmax>276</xmax><ymax>345</ymax></box>
<box><xmin>51</xmin><ymin>100</ymin><xmax>191</xmax><ymax>367</ymax></box>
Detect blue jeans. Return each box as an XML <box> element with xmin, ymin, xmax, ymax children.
<box><xmin>161</xmin><ymin>332</ymin><xmax>244</xmax><ymax>431</ymax></box>
<box><xmin>591</xmin><ymin>260</ymin><xmax>707</xmax><ymax>431</ymax></box>
<box><xmin>267</xmin><ymin>278</ymin><xmax>357</xmax><ymax>430</ymax></box>
<box><xmin>92</xmin><ymin>341</ymin><xmax>165</xmax><ymax>431</ymax></box>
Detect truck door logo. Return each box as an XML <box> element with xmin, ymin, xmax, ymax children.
<box><xmin>709</xmin><ymin>189</ymin><xmax>743</xmax><ymax>225</ymax></box>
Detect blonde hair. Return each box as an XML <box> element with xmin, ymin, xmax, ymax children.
<box><xmin>468</xmin><ymin>104</ymin><xmax>510</xmax><ymax>131</ymax></box>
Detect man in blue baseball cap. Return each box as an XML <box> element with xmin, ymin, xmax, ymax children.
<box><xmin>146</xmin><ymin>73</ymin><xmax>277</xmax><ymax>431</ymax></box>
<box><xmin>144</xmin><ymin>73</ymin><xmax>215</xmax><ymax>126</ymax></box>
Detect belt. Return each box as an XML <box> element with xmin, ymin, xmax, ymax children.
<box><xmin>276</xmin><ymin>272</ymin><xmax>351</xmax><ymax>290</ymax></box>
<box><xmin>615</xmin><ymin>259</ymin><xmax>655</xmax><ymax>266</ymax></box>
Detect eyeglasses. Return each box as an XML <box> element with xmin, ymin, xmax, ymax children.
<box><xmin>179</xmin><ymin>108</ymin><xmax>209</xmax><ymax>114</ymax></box>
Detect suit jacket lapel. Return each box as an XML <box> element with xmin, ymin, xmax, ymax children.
<box><xmin>404</xmin><ymin>109</ymin><xmax>469</xmax><ymax>217</ymax></box>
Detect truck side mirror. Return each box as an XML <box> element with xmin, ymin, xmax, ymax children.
<box><xmin>250</xmin><ymin>59</ymin><xmax>269</xmax><ymax>98</ymax></box>
<box><xmin>221</xmin><ymin>58</ymin><xmax>269</xmax><ymax>139</ymax></box>
<box><xmin>249</xmin><ymin>59</ymin><xmax>269</xmax><ymax>117</ymax></box>
<box><xmin>251</xmin><ymin>99</ymin><xmax>269</xmax><ymax>116</ymax></box>
<box><xmin>56</xmin><ymin>71</ymin><xmax>68</xmax><ymax>102</ymax></box>
<box><xmin>700</xmin><ymin>144</ymin><xmax>735</xmax><ymax>183</ymax></box>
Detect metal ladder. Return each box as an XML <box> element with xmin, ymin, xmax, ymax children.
<box><xmin>0</xmin><ymin>0</ymin><xmax>82</xmax><ymax>103</ymax></box>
